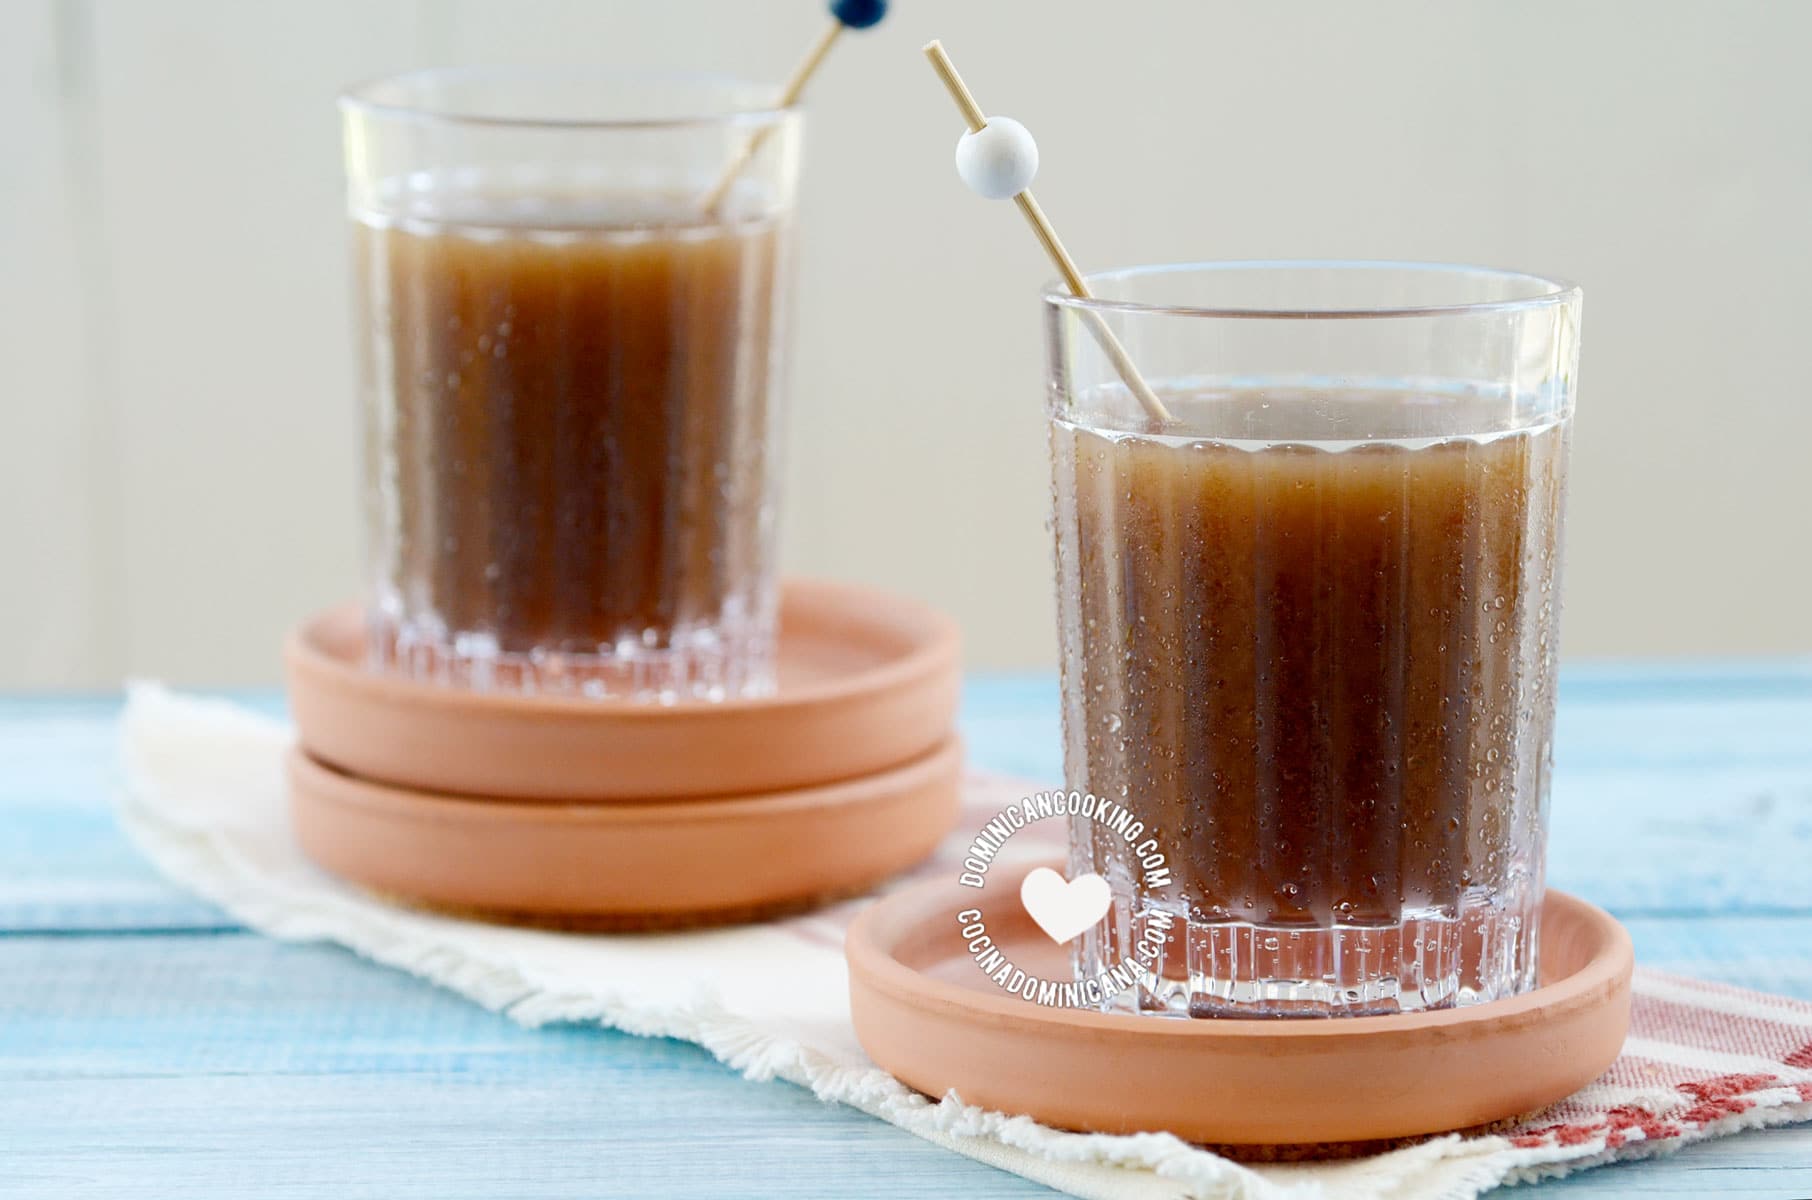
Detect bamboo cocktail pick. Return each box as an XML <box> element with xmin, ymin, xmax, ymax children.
<box><xmin>700</xmin><ymin>0</ymin><xmax>889</xmax><ymax>215</ymax></box>
<box><xmin>922</xmin><ymin>40</ymin><xmax>1172</xmax><ymax>425</ymax></box>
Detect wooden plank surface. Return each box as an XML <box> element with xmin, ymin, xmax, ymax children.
<box><xmin>2</xmin><ymin>667</ymin><xmax>1810</xmax><ymax>1197</ymax></box>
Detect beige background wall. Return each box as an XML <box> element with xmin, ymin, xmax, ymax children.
<box><xmin>4</xmin><ymin>0</ymin><xmax>1809</xmax><ymax>689</ymax></box>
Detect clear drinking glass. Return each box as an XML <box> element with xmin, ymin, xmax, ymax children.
<box><xmin>342</xmin><ymin>69</ymin><xmax>800</xmax><ymax>701</ymax></box>
<box><xmin>1046</xmin><ymin>262</ymin><xmax>1582</xmax><ymax>1016</ymax></box>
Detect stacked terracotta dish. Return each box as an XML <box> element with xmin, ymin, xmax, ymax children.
<box><xmin>282</xmin><ymin>579</ymin><xmax>964</xmax><ymax>927</ymax></box>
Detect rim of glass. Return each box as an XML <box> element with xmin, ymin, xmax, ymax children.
<box><xmin>338</xmin><ymin>65</ymin><xmax>792</xmax><ymax>131</ymax></box>
<box><xmin>1043</xmin><ymin>260</ymin><xmax>1581</xmax><ymax>320</ymax></box>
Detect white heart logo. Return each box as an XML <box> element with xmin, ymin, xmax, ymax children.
<box><xmin>1019</xmin><ymin>867</ymin><xmax>1112</xmax><ymax>945</ymax></box>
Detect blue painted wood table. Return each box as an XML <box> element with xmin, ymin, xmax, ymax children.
<box><xmin>4</xmin><ymin>666</ymin><xmax>1811</xmax><ymax>1198</ymax></box>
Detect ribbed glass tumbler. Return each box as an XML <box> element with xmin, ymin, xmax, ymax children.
<box><xmin>343</xmin><ymin>68</ymin><xmax>800</xmax><ymax>701</ymax></box>
<box><xmin>1046</xmin><ymin>262</ymin><xmax>1582</xmax><ymax>1016</ymax></box>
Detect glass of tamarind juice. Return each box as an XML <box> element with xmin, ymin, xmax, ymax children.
<box><xmin>1046</xmin><ymin>261</ymin><xmax>1581</xmax><ymax>1016</ymax></box>
<box><xmin>343</xmin><ymin>68</ymin><xmax>800</xmax><ymax>701</ymax></box>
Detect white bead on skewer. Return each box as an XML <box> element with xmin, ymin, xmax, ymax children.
<box><xmin>923</xmin><ymin>42</ymin><xmax>1172</xmax><ymax>425</ymax></box>
<box><xmin>955</xmin><ymin>117</ymin><xmax>1039</xmax><ymax>200</ymax></box>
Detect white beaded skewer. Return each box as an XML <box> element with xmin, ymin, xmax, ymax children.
<box><xmin>923</xmin><ymin>40</ymin><xmax>1172</xmax><ymax>425</ymax></box>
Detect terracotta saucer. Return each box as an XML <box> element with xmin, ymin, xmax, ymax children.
<box><xmin>290</xmin><ymin>736</ymin><xmax>962</xmax><ymax>927</ymax></box>
<box><xmin>846</xmin><ymin>866</ymin><xmax>1633</xmax><ymax>1148</ymax></box>
<box><xmin>284</xmin><ymin>578</ymin><xmax>961</xmax><ymax>802</ymax></box>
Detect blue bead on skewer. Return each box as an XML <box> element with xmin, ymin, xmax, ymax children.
<box><xmin>830</xmin><ymin>0</ymin><xmax>887</xmax><ymax>30</ymax></box>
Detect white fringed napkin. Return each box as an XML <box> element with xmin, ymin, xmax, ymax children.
<box><xmin>118</xmin><ymin>685</ymin><xmax>1812</xmax><ymax>1200</ymax></box>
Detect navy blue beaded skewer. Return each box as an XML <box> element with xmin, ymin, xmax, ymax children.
<box><xmin>700</xmin><ymin>0</ymin><xmax>889</xmax><ymax>212</ymax></box>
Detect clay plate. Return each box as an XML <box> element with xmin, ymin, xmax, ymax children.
<box><xmin>290</xmin><ymin>736</ymin><xmax>962</xmax><ymax>926</ymax></box>
<box><xmin>285</xmin><ymin>578</ymin><xmax>961</xmax><ymax>801</ymax></box>
<box><xmin>847</xmin><ymin>866</ymin><xmax>1632</xmax><ymax>1147</ymax></box>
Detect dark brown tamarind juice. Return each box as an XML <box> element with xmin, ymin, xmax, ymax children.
<box><xmin>353</xmin><ymin>192</ymin><xmax>789</xmax><ymax>700</ymax></box>
<box><xmin>1054</xmin><ymin>386</ymin><xmax>1569</xmax><ymax>1015</ymax></box>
